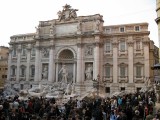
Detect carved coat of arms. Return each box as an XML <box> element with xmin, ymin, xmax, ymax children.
<box><xmin>57</xmin><ymin>4</ymin><xmax>78</xmax><ymax>21</ymax></box>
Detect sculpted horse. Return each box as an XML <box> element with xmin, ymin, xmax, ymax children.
<box><xmin>23</xmin><ymin>85</ymin><xmax>49</xmax><ymax>98</ymax></box>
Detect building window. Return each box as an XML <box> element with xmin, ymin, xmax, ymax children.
<box><xmin>11</xmin><ymin>67</ymin><xmax>16</xmax><ymax>76</ymax></box>
<box><xmin>20</xmin><ymin>66</ymin><xmax>26</xmax><ymax>77</ymax></box>
<box><xmin>31</xmin><ymin>47</ymin><xmax>35</xmax><ymax>56</ymax></box>
<box><xmin>136</xmin><ymin>41</ymin><xmax>141</xmax><ymax>50</ymax></box>
<box><xmin>31</xmin><ymin>65</ymin><xmax>35</xmax><ymax>77</ymax></box>
<box><xmin>120</xmin><ymin>66</ymin><xmax>126</xmax><ymax>78</ymax></box>
<box><xmin>119</xmin><ymin>41</ymin><xmax>125</xmax><ymax>51</ymax></box>
<box><xmin>121</xmin><ymin>87</ymin><xmax>125</xmax><ymax>91</ymax></box>
<box><xmin>12</xmin><ymin>48</ymin><xmax>17</xmax><ymax>57</ymax></box>
<box><xmin>120</xmin><ymin>66</ymin><xmax>125</xmax><ymax>78</ymax></box>
<box><xmin>106</xmin><ymin>41</ymin><xmax>111</xmax><ymax>53</ymax></box>
<box><xmin>136</xmin><ymin>66</ymin><xmax>142</xmax><ymax>78</ymax></box>
<box><xmin>21</xmin><ymin>45</ymin><xmax>26</xmax><ymax>56</ymax></box>
<box><xmin>105</xmin><ymin>87</ymin><xmax>110</xmax><ymax>93</ymax></box>
<box><xmin>106</xmin><ymin>28</ymin><xmax>111</xmax><ymax>33</ymax></box>
<box><xmin>21</xmin><ymin>68</ymin><xmax>25</xmax><ymax>76</ymax></box>
<box><xmin>106</xmin><ymin>66</ymin><xmax>111</xmax><ymax>78</ymax></box>
<box><xmin>120</xmin><ymin>27</ymin><xmax>125</xmax><ymax>32</ymax></box>
<box><xmin>2</xmin><ymin>75</ymin><xmax>7</xmax><ymax>78</ymax></box>
<box><xmin>135</xmin><ymin>26</ymin><xmax>140</xmax><ymax>31</ymax></box>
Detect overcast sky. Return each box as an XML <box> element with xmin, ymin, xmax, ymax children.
<box><xmin>0</xmin><ymin>0</ymin><xmax>158</xmax><ymax>47</ymax></box>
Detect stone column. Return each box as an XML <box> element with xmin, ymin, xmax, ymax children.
<box><xmin>94</xmin><ymin>42</ymin><xmax>100</xmax><ymax>79</ymax></box>
<box><xmin>112</xmin><ymin>41</ymin><xmax>118</xmax><ymax>83</ymax></box>
<box><xmin>49</xmin><ymin>30</ymin><xmax>56</xmax><ymax>82</ymax></box>
<box><xmin>99</xmin><ymin>43</ymin><xmax>104</xmax><ymax>81</ymax></box>
<box><xmin>26</xmin><ymin>44</ymin><xmax>31</xmax><ymax>81</ymax></box>
<box><xmin>16</xmin><ymin>45</ymin><xmax>21</xmax><ymax>81</ymax></box>
<box><xmin>34</xmin><ymin>41</ymin><xmax>40</xmax><ymax>82</ymax></box>
<box><xmin>73</xmin><ymin>63</ymin><xmax>76</xmax><ymax>83</ymax></box>
<box><xmin>76</xmin><ymin>43</ymin><xmax>82</xmax><ymax>83</ymax></box>
<box><xmin>127</xmin><ymin>40</ymin><xmax>134</xmax><ymax>83</ymax></box>
<box><xmin>94</xmin><ymin>35</ymin><xmax>101</xmax><ymax>79</ymax></box>
<box><xmin>38</xmin><ymin>49</ymin><xmax>43</xmax><ymax>81</ymax></box>
<box><xmin>48</xmin><ymin>43</ymin><xmax>55</xmax><ymax>82</ymax></box>
<box><xmin>143</xmin><ymin>40</ymin><xmax>150</xmax><ymax>79</ymax></box>
<box><xmin>7</xmin><ymin>48</ymin><xmax>12</xmax><ymax>81</ymax></box>
<box><xmin>56</xmin><ymin>63</ymin><xmax>59</xmax><ymax>82</ymax></box>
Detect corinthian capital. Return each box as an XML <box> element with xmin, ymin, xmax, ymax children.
<box><xmin>127</xmin><ymin>41</ymin><xmax>134</xmax><ymax>47</ymax></box>
<box><xmin>112</xmin><ymin>42</ymin><xmax>118</xmax><ymax>48</ymax></box>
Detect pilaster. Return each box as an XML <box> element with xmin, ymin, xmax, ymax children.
<box><xmin>34</xmin><ymin>41</ymin><xmax>40</xmax><ymax>81</ymax></box>
<box><xmin>56</xmin><ymin>63</ymin><xmax>59</xmax><ymax>82</ymax></box>
<box><xmin>26</xmin><ymin>44</ymin><xmax>31</xmax><ymax>81</ymax></box>
<box><xmin>16</xmin><ymin>45</ymin><xmax>21</xmax><ymax>81</ymax></box>
<box><xmin>112</xmin><ymin>41</ymin><xmax>118</xmax><ymax>83</ymax></box>
<box><xmin>48</xmin><ymin>42</ymin><xmax>55</xmax><ymax>82</ymax></box>
<box><xmin>143</xmin><ymin>40</ymin><xmax>150</xmax><ymax>79</ymax></box>
<box><xmin>94</xmin><ymin>42</ymin><xmax>100</xmax><ymax>79</ymax></box>
<box><xmin>127</xmin><ymin>40</ymin><xmax>134</xmax><ymax>83</ymax></box>
<box><xmin>76</xmin><ymin>43</ymin><xmax>82</xmax><ymax>83</ymax></box>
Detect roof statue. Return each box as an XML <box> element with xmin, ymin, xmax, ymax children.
<box><xmin>57</xmin><ymin>4</ymin><xmax>78</xmax><ymax>21</ymax></box>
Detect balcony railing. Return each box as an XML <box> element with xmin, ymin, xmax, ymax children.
<box><xmin>118</xmin><ymin>50</ymin><xmax>128</xmax><ymax>56</ymax></box>
<box><xmin>103</xmin><ymin>76</ymin><xmax>113</xmax><ymax>83</ymax></box>
<box><xmin>134</xmin><ymin>76</ymin><xmax>144</xmax><ymax>83</ymax></box>
<box><xmin>118</xmin><ymin>76</ymin><xmax>128</xmax><ymax>83</ymax></box>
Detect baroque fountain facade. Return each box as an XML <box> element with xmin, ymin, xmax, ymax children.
<box><xmin>5</xmin><ymin>4</ymin><xmax>155</xmax><ymax>99</ymax></box>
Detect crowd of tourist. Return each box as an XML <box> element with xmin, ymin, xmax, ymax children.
<box><xmin>0</xmin><ymin>90</ymin><xmax>159</xmax><ymax>120</ymax></box>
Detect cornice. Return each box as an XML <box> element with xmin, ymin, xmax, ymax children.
<box><xmin>103</xmin><ymin>31</ymin><xmax>150</xmax><ymax>37</ymax></box>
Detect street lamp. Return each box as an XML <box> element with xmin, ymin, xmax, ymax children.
<box><xmin>92</xmin><ymin>74</ymin><xmax>100</xmax><ymax>98</ymax></box>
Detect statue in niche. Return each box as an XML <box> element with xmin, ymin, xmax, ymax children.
<box><xmin>85</xmin><ymin>64</ymin><xmax>93</xmax><ymax>80</ymax></box>
<box><xmin>49</xmin><ymin>25</ymin><xmax>56</xmax><ymax>36</ymax></box>
<box><xmin>35</xmin><ymin>27</ymin><xmax>40</xmax><ymax>35</ymax></box>
<box><xmin>85</xmin><ymin>46</ymin><xmax>93</xmax><ymax>56</ymax></box>
<box><xmin>95</xmin><ymin>19</ymin><xmax>100</xmax><ymax>31</ymax></box>
<box><xmin>77</xmin><ymin>22</ymin><xmax>82</xmax><ymax>32</ymax></box>
<box><xmin>42</xmin><ymin>66</ymin><xmax>48</xmax><ymax>79</ymax></box>
<box><xmin>42</xmin><ymin>48</ymin><xmax>49</xmax><ymax>58</ymax></box>
<box><xmin>59</xmin><ymin>64</ymin><xmax>68</xmax><ymax>82</ymax></box>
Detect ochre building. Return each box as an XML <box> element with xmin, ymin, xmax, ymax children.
<box><xmin>0</xmin><ymin>46</ymin><xmax>9</xmax><ymax>90</ymax></box>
